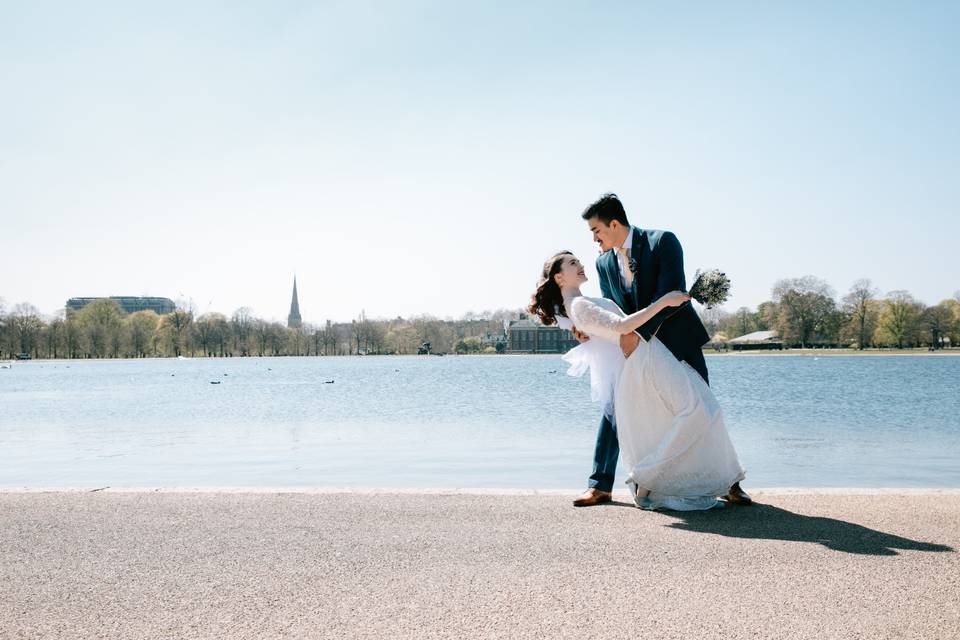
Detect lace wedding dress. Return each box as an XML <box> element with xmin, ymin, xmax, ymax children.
<box><xmin>563</xmin><ymin>296</ymin><xmax>745</xmax><ymax>511</ymax></box>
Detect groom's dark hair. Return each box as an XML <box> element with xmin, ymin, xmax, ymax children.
<box><xmin>581</xmin><ymin>193</ymin><xmax>629</xmax><ymax>226</ymax></box>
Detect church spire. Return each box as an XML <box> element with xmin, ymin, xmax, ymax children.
<box><xmin>287</xmin><ymin>276</ymin><xmax>302</xmax><ymax>328</ymax></box>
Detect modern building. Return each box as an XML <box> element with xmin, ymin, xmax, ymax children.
<box><xmin>727</xmin><ymin>330</ymin><xmax>783</xmax><ymax>351</ymax></box>
<box><xmin>288</xmin><ymin>277</ymin><xmax>303</xmax><ymax>328</ymax></box>
<box><xmin>65</xmin><ymin>296</ymin><xmax>175</xmax><ymax>316</ymax></box>
<box><xmin>505</xmin><ymin>316</ymin><xmax>578</xmax><ymax>354</ymax></box>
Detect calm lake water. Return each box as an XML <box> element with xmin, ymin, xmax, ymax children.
<box><xmin>1</xmin><ymin>355</ymin><xmax>958</xmax><ymax>489</ymax></box>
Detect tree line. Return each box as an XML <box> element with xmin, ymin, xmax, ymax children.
<box><xmin>0</xmin><ymin>298</ymin><xmax>518</xmax><ymax>360</ymax></box>
<box><xmin>700</xmin><ymin>278</ymin><xmax>960</xmax><ymax>349</ymax></box>
<box><xmin>3</xmin><ymin>277</ymin><xmax>959</xmax><ymax>359</ymax></box>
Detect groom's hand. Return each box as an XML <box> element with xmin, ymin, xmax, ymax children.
<box><xmin>620</xmin><ymin>332</ymin><xmax>640</xmax><ymax>358</ymax></box>
<box><xmin>571</xmin><ymin>326</ymin><xmax>590</xmax><ymax>343</ymax></box>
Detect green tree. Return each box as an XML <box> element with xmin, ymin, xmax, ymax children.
<box><xmin>454</xmin><ymin>336</ymin><xmax>482</xmax><ymax>354</ymax></box>
<box><xmin>819</xmin><ymin>308</ymin><xmax>848</xmax><ymax>347</ymax></box>
<box><xmin>385</xmin><ymin>321</ymin><xmax>420</xmax><ymax>355</ymax></box>
<box><xmin>755</xmin><ymin>301</ymin><xmax>776</xmax><ymax>331</ymax></box>
<box><xmin>771</xmin><ymin>277</ymin><xmax>836</xmax><ymax>347</ymax></box>
<box><xmin>732</xmin><ymin>306</ymin><xmax>755</xmax><ymax>338</ymax></box>
<box><xmin>158</xmin><ymin>308</ymin><xmax>193</xmax><ymax>357</ymax></box>
<box><xmin>944</xmin><ymin>298</ymin><xmax>960</xmax><ymax>347</ymax></box>
<box><xmin>875</xmin><ymin>291</ymin><xmax>923</xmax><ymax>348</ymax></box>
<box><xmin>125</xmin><ymin>311</ymin><xmax>160</xmax><ymax>357</ymax></box>
<box><xmin>75</xmin><ymin>299</ymin><xmax>124</xmax><ymax>358</ymax></box>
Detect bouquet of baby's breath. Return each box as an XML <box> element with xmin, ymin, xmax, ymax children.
<box><xmin>688</xmin><ymin>269</ymin><xmax>731</xmax><ymax>309</ymax></box>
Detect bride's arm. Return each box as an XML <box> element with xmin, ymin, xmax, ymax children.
<box><xmin>572</xmin><ymin>292</ymin><xmax>691</xmax><ymax>338</ymax></box>
<box><xmin>614</xmin><ymin>291</ymin><xmax>690</xmax><ymax>335</ymax></box>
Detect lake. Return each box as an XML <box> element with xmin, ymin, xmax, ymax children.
<box><xmin>1</xmin><ymin>355</ymin><xmax>958</xmax><ymax>489</ymax></box>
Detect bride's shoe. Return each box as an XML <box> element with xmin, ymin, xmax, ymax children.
<box><xmin>628</xmin><ymin>481</ymin><xmax>654</xmax><ymax>509</ymax></box>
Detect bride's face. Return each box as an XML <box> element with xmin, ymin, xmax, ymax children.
<box><xmin>554</xmin><ymin>255</ymin><xmax>587</xmax><ymax>288</ymax></box>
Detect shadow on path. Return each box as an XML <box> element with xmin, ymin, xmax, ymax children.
<box><xmin>660</xmin><ymin>503</ymin><xmax>954</xmax><ymax>556</ymax></box>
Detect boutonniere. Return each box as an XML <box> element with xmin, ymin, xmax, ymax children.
<box><xmin>628</xmin><ymin>258</ymin><xmax>638</xmax><ymax>274</ymax></box>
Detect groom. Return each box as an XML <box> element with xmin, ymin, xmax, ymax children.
<box><xmin>570</xmin><ymin>193</ymin><xmax>751</xmax><ymax>507</ymax></box>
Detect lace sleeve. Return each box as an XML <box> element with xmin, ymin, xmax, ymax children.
<box><xmin>569</xmin><ymin>297</ymin><xmax>625</xmax><ymax>343</ymax></box>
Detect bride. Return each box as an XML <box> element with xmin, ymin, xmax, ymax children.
<box><xmin>531</xmin><ymin>251</ymin><xmax>746</xmax><ymax>511</ymax></box>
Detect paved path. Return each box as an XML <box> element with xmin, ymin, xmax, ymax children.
<box><xmin>2</xmin><ymin>491</ymin><xmax>958</xmax><ymax>639</ymax></box>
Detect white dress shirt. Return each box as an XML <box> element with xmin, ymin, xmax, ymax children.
<box><xmin>617</xmin><ymin>226</ymin><xmax>637</xmax><ymax>289</ymax></box>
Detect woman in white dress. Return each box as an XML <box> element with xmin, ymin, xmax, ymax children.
<box><xmin>530</xmin><ymin>251</ymin><xmax>746</xmax><ymax>511</ymax></box>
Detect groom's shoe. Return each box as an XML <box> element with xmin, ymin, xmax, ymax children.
<box><xmin>724</xmin><ymin>482</ymin><xmax>753</xmax><ymax>506</ymax></box>
<box><xmin>573</xmin><ymin>488</ymin><xmax>612</xmax><ymax>507</ymax></box>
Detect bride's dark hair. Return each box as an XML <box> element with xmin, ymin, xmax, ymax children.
<box><xmin>528</xmin><ymin>251</ymin><xmax>573</xmax><ymax>326</ymax></box>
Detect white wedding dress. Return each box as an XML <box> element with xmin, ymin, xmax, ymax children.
<box><xmin>563</xmin><ymin>296</ymin><xmax>745</xmax><ymax>511</ymax></box>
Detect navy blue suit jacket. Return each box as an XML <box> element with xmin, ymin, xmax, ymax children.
<box><xmin>596</xmin><ymin>228</ymin><xmax>710</xmax><ymax>364</ymax></box>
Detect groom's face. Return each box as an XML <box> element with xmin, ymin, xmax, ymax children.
<box><xmin>586</xmin><ymin>217</ymin><xmax>625</xmax><ymax>253</ymax></box>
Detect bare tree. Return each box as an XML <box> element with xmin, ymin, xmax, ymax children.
<box><xmin>194</xmin><ymin>313</ymin><xmax>220</xmax><ymax>356</ymax></box>
<box><xmin>212</xmin><ymin>314</ymin><xmax>230</xmax><ymax>356</ymax></box>
<box><xmin>365</xmin><ymin>321</ymin><xmax>386</xmax><ymax>354</ymax></box>
<box><xmin>45</xmin><ymin>315</ymin><xmax>65</xmax><ymax>359</ymax></box>
<box><xmin>842</xmin><ymin>279</ymin><xmax>880</xmax><ymax>349</ymax></box>
<box><xmin>697</xmin><ymin>306</ymin><xmax>731</xmax><ymax>339</ymax></box>
<box><xmin>9</xmin><ymin>303</ymin><xmax>44</xmax><ymax>357</ymax></box>
<box><xmin>64</xmin><ymin>314</ymin><xmax>82</xmax><ymax>359</ymax></box>
<box><xmin>267</xmin><ymin>322</ymin><xmax>286</xmax><ymax>356</ymax></box>
<box><xmin>351</xmin><ymin>311</ymin><xmax>372</xmax><ymax>354</ymax></box>
<box><xmin>253</xmin><ymin>320</ymin><xmax>270</xmax><ymax>357</ymax></box>
<box><xmin>0</xmin><ymin>298</ymin><xmax>7</xmax><ymax>358</ymax></box>
<box><xmin>286</xmin><ymin>326</ymin><xmax>306</xmax><ymax>356</ymax></box>
<box><xmin>231</xmin><ymin>307</ymin><xmax>254</xmax><ymax>356</ymax></box>
<box><xmin>922</xmin><ymin>303</ymin><xmax>954</xmax><ymax>349</ymax></box>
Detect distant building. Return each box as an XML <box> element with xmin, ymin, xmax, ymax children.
<box><xmin>727</xmin><ymin>330</ymin><xmax>783</xmax><ymax>351</ymax></box>
<box><xmin>479</xmin><ymin>330</ymin><xmax>506</xmax><ymax>349</ymax></box>
<box><xmin>66</xmin><ymin>296</ymin><xmax>175</xmax><ymax>316</ymax></box>
<box><xmin>505</xmin><ymin>316</ymin><xmax>578</xmax><ymax>354</ymax></box>
<box><xmin>288</xmin><ymin>277</ymin><xmax>302</xmax><ymax>328</ymax></box>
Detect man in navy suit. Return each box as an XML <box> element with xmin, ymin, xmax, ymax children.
<box><xmin>570</xmin><ymin>193</ymin><xmax>751</xmax><ymax>507</ymax></box>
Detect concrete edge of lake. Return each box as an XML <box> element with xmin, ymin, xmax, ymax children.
<box><xmin>5</xmin><ymin>349</ymin><xmax>960</xmax><ymax>364</ymax></box>
<box><xmin>4</xmin><ymin>486</ymin><xmax>960</xmax><ymax>495</ymax></box>
<box><xmin>3</xmin><ymin>491</ymin><xmax>958</xmax><ymax>640</ymax></box>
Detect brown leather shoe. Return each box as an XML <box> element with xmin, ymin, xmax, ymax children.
<box><xmin>573</xmin><ymin>488</ymin><xmax>612</xmax><ymax>507</ymax></box>
<box><xmin>724</xmin><ymin>482</ymin><xmax>753</xmax><ymax>505</ymax></box>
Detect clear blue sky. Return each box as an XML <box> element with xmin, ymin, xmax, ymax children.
<box><xmin>2</xmin><ymin>1</ymin><xmax>958</xmax><ymax>323</ymax></box>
